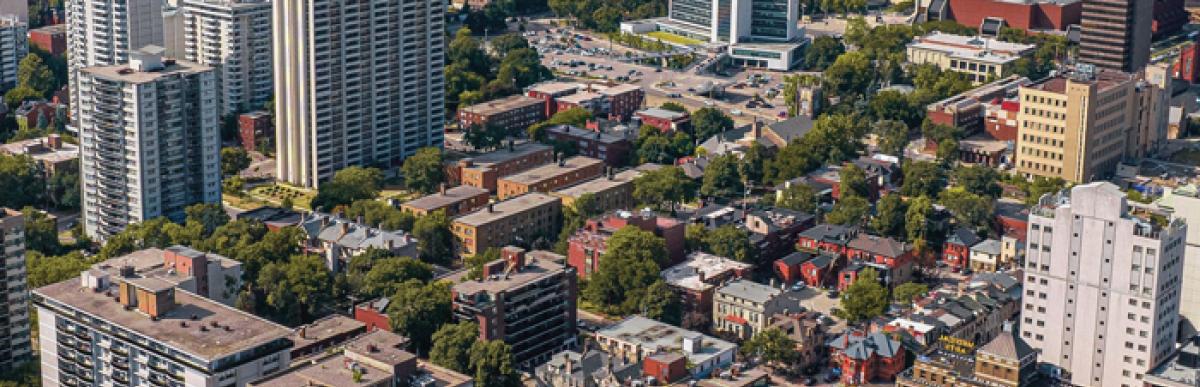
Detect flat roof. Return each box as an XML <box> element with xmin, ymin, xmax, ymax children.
<box><xmin>661</xmin><ymin>252</ymin><xmax>752</xmax><ymax>292</ymax></box>
<box><xmin>453</xmin><ymin>193</ymin><xmax>561</xmax><ymax>227</ymax></box>
<box><xmin>460</xmin><ymin>94</ymin><xmax>543</xmax><ymax>116</ymax></box>
<box><xmin>1023</xmin><ymin>67</ymin><xmax>1133</xmax><ymax>94</ymax></box>
<box><xmin>596</xmin><ymin>316</ymin><xmax>735</xmax><ymax>366</ymax></box>
<box><xmin>546</xmin><ymin>125</ymin><xmax>631</xmax><ymax>145</ymax></box>
<box><xmin>553</xmin><ymin>170</ymin><xmax>641</xmax><ymax>198</ymax></box>
<box><xmin>528</xmin><ymin>82</ymin><xmax>580</xmax><ymax>95</ymax></box>
<box><xmin>289</xmin><ymin>315</ymin><xmax>366</xmax><ymax>350</ymax></box>
<box><xmin>499</xmin><ymin>156</ymin><xmax>603</xmax><ymax>186</ymax></box>
<box><xmin>557</xmin><ymin>91</ymin><xmax>603</xmax><ymax>104</ymax></box>
<box><xmin>598</xmin><ymin>83</ymin><xmax>641</xmax><ymax>96</ymax></box>
<box><xmin>402</xmin><ymin>185</ymin><xmax>489</xmax><ymax>211</ymax></box>
<box><xmin>450</xmin><ymin>250</ymin><xmax>566</xmax><ymax>295</ymax></box>
<box><xmin>35</xmin><ymin>279</ymin><xmax>292</xmax><ymax>361</ymax></box>
<box><xmin>0</xmin><ymin>137</ymin><xmax>79</xmax><ymax>163</ymax></box>
<box><xmin>460</xmin><ymin>142</ymin><xmax>552</xmax><ymax>167</ymax></box>
<box><xmin>909</xmin><ymin>32</ymin><xmax>1034</xmax><ymax>64</ymax></box>
<box><xmin>82</xmin><ymin>59</ymin><xmax>212</xmax><ymax>84</ymax></box>
<box><xmin>637</xmin><ymin>107</ymin><xmax>688</xmax><ymax>120</ymax></box>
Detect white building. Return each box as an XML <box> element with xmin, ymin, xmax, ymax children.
<box><xmin>66</xmin><ymin>0</ymin><xmax>165</xmax><ymax>126</ymax></box>
<box><xmin>594</xmin><ymin>316</ymin><xmax>736</xmax><ymax>378</ymax></box>
<box><xmin>0</xmin><ymin>209</ymin><xmax>31</xmax><ymax>369</ymax></box>
<box><xmin>0</xmin><ymin>16</ymin><xmax>27</xmax><ymax>89</ymax></box>
<box><xmin>77</xmin><ymin>50</ymin><xmax>221</xmax><ymax>240</ymax></box>
<box><xmin>622</xmin><ymin>0</ymin><xmax>806</xmax><ymax>70</ymax></box>
<box><xmin>33</xmin><ymin>248</ymin><xmax>292</xmax><ymax>387</ymax></box>
<box><xmin>906</xmin><ymin>32</ymin><xmax>1036</xmax><ymax>83</ymax></box>
<box><xmin>1156</xmin><ymin>184</ymin><xmax>1200</xmax><ymax>339</ymax></box>
<box><xmin>1020</xmin><ymin>182</ymin><xmax>1187</xmax><ymax>387</ymax></box>
<box><xmin>273</xmin><ymin>0</ymin><xmax>445</xmax><ymax>188</ymax></box>
<box><xmin>180</xmin><ymin>0</ymin><xmax>272</xmax><ymax>116</ymax></box>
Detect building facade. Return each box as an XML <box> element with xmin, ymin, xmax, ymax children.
<box><xmin>29</xmin><ymin>24</ymin><xmax>66</xmax><ymax>56</ymax></box>
<box><xmin>1078</xmin><ymin>0</ymin><xmax>1153</xmax><ymax>72</ymax></box>
<box><xmin>0</xmin><ymin>16</ymin><xmax>26</xmax><ymax>89</ymax></box>
<box><xmin>712</xmin><ymin>279</ymin><xmax>802</xmax><ymax>340</ymax></box>
<box><xmin>450</xmin><ymin>247</ymin><xmax>577</xmax><ymax>368</ymax></box>
<box><xmin>906</xmin><ymin>32</ymin><xmax>1035</xmax><ymax>84</ymax></box>
<box><xmin>180</xmin><ymin>0</ymin><xmax>273</xmax><ymax>116</ymax></box>
<box><xmin>66</xmin><ymin>0</ymin><xmax>164</xmax><ymax>126</ymax></box>
<box><xmin>77</xmin><ymin>53</ymin><xmax>221</xmax><ymax>240</ymax></box>
<box><xmin>1156</xmin><ymin>185</ymin><xmax>1200</xmax><ymax>338</ymax></box>
<box><xmin>273</xmin><ymin>0</ymin><xmax>445</xmax><ymax>187</ymax></box>
<box><xmin>544</xmin><ymin>125</ymin><xmax>635</xmax><ymax>167</ymax></box>
<box><xmin>551</xmin><ymin>169</ymin><xmax>641</xmax><ymax>212</ymax></box>
<box><xmin>451</xmin><ymin>193</ymin><xmax>562</xmax><ymax>256</ymax></box>
<box><xmin>450</xmin><ymin>142</ymin><xmax>554</xmax><ymax>193</ymax></box>
<box><xmin>496</xmin><ymin>156</ymin><xmax>604</xmax><ymax>200</ymax></box>
<box><xmin>0</xmin><ymin>209</ymin><xmax>30</xmax><ymax>369</ymax></box>
<box><xmin>567</xmin><ymin>210</ymin><xmax>687</xmax><ymax>278</ymax></box>
<box><xmin>456</xmin><ymin>94</ymin><xmax>545</xmax><ymax>133</ymax></box>
<box><xmin>594</xmin><ymin>316</ymin><xmax>736</xmax><ymax>379</ymax></box>
<box><xmin>401</xmin><ymin>184</ymin><xmax>491</xmax><ymax>217</ymax></box>
<box><xmin>1019</xmin><ymin>182</ymin><xmax>1186</xmax><ymax>387</ymax></box>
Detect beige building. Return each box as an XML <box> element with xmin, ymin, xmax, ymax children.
<box><xmin>1015</xmin><ymin>67</ymin><xmax>1158</xmax><ymax>183</ymax></box>
<box><xmin>551</xmin><ymin>169</ymin><xmax>641</xmax><ymax>212</ymax></box>
<box><xmin>712</xmin><ymin>279</ymin><xmax>803</xmax><ymax>340</ymax></box>
<box><xmin>906</xmin><ymin>32</ymin><xmax>1035</xmax><ymax>84</ymax></box>
<box><xmin>496</xmin><ymin>156</ymin><xmax>604</xmax><ymax>200</ymax></box>
<box><xmin>451</xmin><ymin>193</ymin><xmax>562</xmax><ymax>256</ymax></box>
<box><xmin>968</xmin><ymin>239</ymin><xmax>1003</xmax><ymax>272</ymax></box>
<box><xmin>250</xmin><ymin>330</ymin><xmax>472</xmax><ymax>387</ymax></box>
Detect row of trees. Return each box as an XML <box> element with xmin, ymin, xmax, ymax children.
<box><xmin>447</xmin><ymin>29</ymin><xmax>553</xmax><ymax>119</ymax></box>
<box><xmin>548</xmin><ymin>0</ymin><xmax>664</xmax><ymax>33</ymax></box>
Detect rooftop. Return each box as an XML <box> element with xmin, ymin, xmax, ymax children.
<box><xmin>300</xmin><ymin>213</ymin><xmax>417</xmax><ymax>251</ymax></box>
<box><xmin>528</xmin><ymin>82</ymin><xmax>580</xmax><ymax>95</ymax></box>
<box><xmin>595</xmin><ymin>316</ymin><xmax>736</xmax><ymax>366</ymax></box>
<box><xmin>553</xmin><ymin>169</ymin><xmax>641</xmax><ymax>198</ymax></box>
<box><xmin>970</xmin><ymin>239</ymin><xmax>1003</xmax><ymax>255</ymax></box>
<box><xmin>908</xmin><ymin>32</ymin><xmax>1035</xmax><ymax>64</ymax></box>
<box><xmin>637</xmin><ymin>107</ymin><xmax>688</xmax><ymax>120</ymax></box>
<box><xmin>499</xmin><ymin>156</ymin><xmax>604</xmax><ymax>185</ymax></box>
<box><xmin>289</xmin><ymin>315</ymin><xmax>367</xmax><ymax>352</ymax></box>
<box><xmin>449</xmin><ymin>250</ymin><xmax>567</xmax><ymax>295</ymax></box>
<box><xmin>1145</xmin><ymin>336</ymin><xmax>1200</xmax><ymax>387</ymax></box>
<box><xmin>82</xmin><ymin>57</ymin><xmax>212</xmax><ymax>84</ymax></box>
<box><xmin>459</xmin><ymin>94</ymin><xmax>543</xmax><ymax>116</ymax></box>
<box><xmin>454</xmin><ymin>193</ymin><xmax>561</xmax><ymax>227</ymax></box>
<box><xmin>402</xmin><ymin>185</ymin><xmax>490</xmax><ymax>211</ymax></box>
<box><xmin>0</xmin><ymin>136</ymin><xmax>78</xmax><ymax>164</ymax></box>
<box><xmin>458</xmin><ymin>142</ymin><xmax>552</xmax><ymax>168</ymax></box>
<box><xmin>661</xmin><ymin>252</ymin><xmax>753</xmax><ymax>292</ymax></box>
<box><xmin>557</xmin><ymin>91</ymin><xmax>604</xmax><ymax>104</ymax></box>
<box><xmin>36</xmin><ymin>272</ymin><xmax>291</xmax><ymax>361</ymax></box>
<box><xmin>597</xmin><ymin>83</ymin><xmax>642</xmax><ymax>96</ymax></box>
<box><xmin>1023</xmin><ymin>66</ymin><xmax>1135</xmax><ymax>94</ymax></box>
<box><xmin>849</xmin><ymin>233</ymin><xmax>909</xmax><ymax>258</ymax></box>
<box><xmin>546</xmin><ymin>124</ymin><xmax>632</xmax><ymax>145</ymax></box>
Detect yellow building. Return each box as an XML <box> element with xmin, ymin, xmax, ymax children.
<box><xmin>496</xmin><ymin>156</ymin><xmax>604</xmax><ymax>200</ymax></box>
<box><xmin>551</xmin><ymin>169</ymin><xmax>641</xmax><ymax>212</ymax></box>
<box><xmin>451</xmin><ymin>193</ymin><xmax>562</xmax><ymax>256</ymax></box>
<box><xmin>906</xmin><ymin>32</ymin><xmax>1035</xmax><ymax>84</ymax></box>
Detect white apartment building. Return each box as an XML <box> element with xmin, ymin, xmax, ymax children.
<box><xmin>273</xmin><ymin>0</ymin><xmax>445</xmax><ymax>188</ymax></box>
<box><xmin>33</xmin><ymin>248</ymin><xmax>292</xmax><ymax>387</ymax></box>
<box><xmin>0</xmin><ymin>208</ymin><xmax>31</xmax><ymax>369</ymax></box>
<box><xmin>66</xmin><ymin>0</ymin><xmax>164</xmax><ymax>126</ymax></box>
<box><xmin>76</xmin><ymin>50</ymin><xmax>221</xmax><ymax>240</ymax></box>
<box><xmin>1020</xmin><ymin>182</ymin><xmax>1187</xmax><ymax>387</ymax></box>
<box><xmin>1156</xmin><ymin>184</ymin><xmax>1200</xmax><ymax>339</ymax></box>
<box><xmin>0</xmin><ymin>15</ymin><xmax>27</xmax><ymax>89</ymax></box>
<box><xmin>180</xmin><ymin>0</ymin><xmax>272</xmax><ymax>116</ymax></box>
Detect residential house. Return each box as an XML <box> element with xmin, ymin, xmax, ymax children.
<box><xmin>533</xmin><ymin>350</ymin><xmax>640</xmax><ymax>387</ymax></box>
<box><xmin>661</xmin><ymin>252</ymin><xmax>752</xmax><ymax>314</ymax></box>
<box><xmin>944</xmin><ymin>227</ymin><xmax>982</xmax><ymax>271</ymax></box>
<box><xmin>828</xmin><ymin>330</ymin><xmax>907</xmax><ymax>385</ymax></box>
<box><xmin>969</xmin><ymin>239</ymin><xmax>1004</xmax><ymax>272</ymax></box>
<box><xmin>744</xmin><ymin>208</ymin><xmax>816</xmax><ymax>263</ymax></box>
<box><xmin>299</xmin><ymin>213</ymin><xmax>419</xmax><ymax>272</ymax></box>
<box><xmin>594</xmin><ymin>316</ymin><xmax>737</xmax><ymax>379</ymax></box>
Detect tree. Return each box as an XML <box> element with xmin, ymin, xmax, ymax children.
<box><xmin>871</xmin><ymin>193</ymin><xmax>907</xmax><ymax>238</ymax></box>
<box><xmin>836</xmin><ymin>268</ymin><xmax>888</xmax><ymax>323</ymax></box>
<box><xmin>464</xmin><ymin>123</ymin><xmax>507</xmax><ymax>151</ymax></box>
<box><xmin>3</xmin><ymin>87</ymin><xmax>42</xmax><ymax>109</ymax></box>
<box><xmin>640</xmin><ymin>280</ymin><xmax>681</xmax><ymax>325</ymax></box>
<box><xmin>0</xmin><ymin>155</ymin><xmax>44</xmax><ymax>208</ymax></box>
<box><xmin>414</xmin><ymin>210</ymin><xmax>455</xmax><ymax>265</ymax></box>
<box><xmin>905</xmin><ymin>195</ymin><xmax>934</xmax><ymax>253</ymax></box>
<box><xmin>449</xmin><ymin>28</ymin><xmax>492</xmax><ymax>75</ymax></box>
<box><xmin>633</xmin><ymin>166</ymin><xmax>696</xmax><ymax>214</ymax></box>
<box><xmin>27</xmin><ymin>250</ymin><xmax>92</xmax><ymax>288</ymax></box>
<box><xmin>585</xmin><ymin>226</ymin><xmax>667</xmax><ymax>314</ymax></box>
<box><xmin>257</xmin><ymin>254</ymin><xmax>333</xmax><ymax>325</ymax></box>
<box><xmin>310</xmin><ymin>166</ymin><xmax>384</xmax><ymax>210</ymax></box>
<box><xmin>637</xmin><ymin>134</ymin><xmax>676</xmax><ymax>164</ymax></box>
<box><xmin>1025</xmin><ymin>176</ymin><xmax>1067</xmax><ymax>205</ymax></box>
<box><xmin>740</xmin><ymin>328</ymin><xmax>799</xmax><ymax>365</ymax></box>
<box><xmin>892</xmin><ymin>282</ymin><xmax>929</xmax><ymax>305</ymax></box>
<box><xmin>361</xmin><ymin>256</ymin><xmax>434</xmax><ymax>299</ymax></box>
<box><xmin>738</xmin><ymin>143</ymin><xmax>767</xmax><ymax>186</ymax></box>
<box><xmin>874</xmin><ymin>120</ymin><xmax>910</xmax><ymax>157</ymax></box>
<box><xmin>839</xmin><ymin>164</ymin><xmax>870</xmax><ymax>199</ymax></box>
<box><xmin>776</xmin><ymin>183</ymin><xmax>817</xmax><ymax>213</ymax></box>
<box><xmin>430</xmin><ymin>322</ymin><xmax>479</xmax><ymax>373</ymax></box>
<box><xmin>804</xmin><ymin>35</ymin><xmax>844</xmax><ymax>70</ymax></box>
<box><xmin>185</xmin><ymin>203</ymin><xmax>230</xmax><ymax>235</ymax></box>
<box><xmin>490</xmin><ymin>34</ymin><xmax>530</xmax><ymax>57</ymax></box>
<box><xmin>954</xmin><ymin>165</ymin><xmax>1002</xmax><ymax>198</ymax></box>
<box><xmin>823</xmin><ymin>52</ymin><xmax>873</xmax><ymax>99</ymax></box>
<box><xmin>388</xmin><ymin>279</ymin><xmax>453</xmax><ymax>356</ymax></box>
<box><xmin>685</xmin><ymin>223</ymin><xmax>708</xmax><ymax>253</ymax></box>
<box><xmin>344</xmin><ymin>200</ymin><xmax>416</xmax><ymax>231</ymax></box>
<box><xmin>21</xmin><ymin>207</ymin><xmax>61</xmax><ymax>255</ymax></box>
<box><xmin>46</xmin><ymin>169</ymin><xmax>80</xmax><ymax>210</ymax></box>
<box><xmin>901</xmin><ymin>161</ymin><xmax>947</xmax><ymax>198</ymax></box>
<box><xmin>691</xmin><ymin>107</ymin><xmax>734</xmax><ymax>140</ymax></box>
<box><xmin>700</xmin><ymin>155</ymin><xmax>744</xmax><ymax>199</ymax></box>
<box><xmin>939</xmin><ymin>189</ymin><xmax>995</xmax><ymax>234</ymax></box>
<box><xmin>220</xmin><ymin>147</ymin><xmax>251</xmax><ymax>177</ymax></box>
<box><xmin>824</xmin><ymin>195</ymin><xmax>869</xmax><ymax>226</ymax></box>
<box><xmin>17</xmin><ymin>54</ymin><xmax>55</xmax><ymax>96</ymax></box>
<box><xmin>402</xmin><ymin>147</ymin><xmax>446</xmax><ymax>194</ymax></box>
<box><xmin>703</xmin><ymin>225</ymin><xmax>752</xmax><ymax>263</ymax></box>
<box><xmin>469</xmin><ymin>340</ymin><xmax>522</xmax><ymax>387</ymax></box>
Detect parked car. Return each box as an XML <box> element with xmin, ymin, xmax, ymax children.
<box><xmin>790</xmin><ymin>282</ymin><xmax>806</xmax><ymax>291</ymax></box>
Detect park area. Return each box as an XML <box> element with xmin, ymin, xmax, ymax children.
<box><xmin>248</xmin><ymin>183</ymin><xmax>316</xmax><ymax>209</ymax></box>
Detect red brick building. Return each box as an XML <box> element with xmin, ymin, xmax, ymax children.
<box><xmin>828</xmin><ymin>330</ymin><xmax>906</xmax><ymax>385</ymax></box>
<box><xmin>927</xmin><ymin>76</ymin><xmax>1031</xmax><ymax>139</ymax></box>
<box><xmin>642</xmin><ymin>353</ymin><xmax>688</xmax><ymax>384</ymax></box>
<box><xmin>449</xmin><ymin>142</ymin><xmax>555</xmax><ymax>193</ymax></box>
<box><xmin>943</xmin><ymin>228</ymin><xmax>982</xmax><ymax>271</ymax></box>
<box><xmin>918</xmin><ymin>0</ymin><xmax>1081</xmax><ymax>32</ymax></box>
<box><xmin>456</xmin><ymin>94</ymin><xmax>545</xmax><ymax>132</ymax></box>
<box><xmin>745</xmin><ymin>208</ymin><xmax>816</xmax><ymax>262</ymax></box>
<box><xmin>661</xmin><ymin>252</ymin><xmax>753</xmax><ymax>313</ymax></box>
<box><xmin>29</xmin><ymin>24</ymin><xmax>66</xmax><ymax>56</ymax></box>
<box><xmin>544</xmin><ymin>124</ymin><xmax>634</xmax><ymax>167</ymax></box>
<box><xmin>636</xmin><ymin>107</ymin><xmax>690</xmax><ymax>133</ymax></box>
<box><xmin>238</xmin><ymin>111</ymin><xmax>272</xmax><ymax>152</ymax></box>
<box><xmin>800</xmin><ymin>254</ymin><xmax>837</xmax><ymax>287</ymax></box>
<box><xmin>527</xmin><ymin>82</ymin><xmax>580</xmax><ymax>118</ymax></box>
<box><xmin>597</xmin><ymin>84</ymin><xmax>645</xmax><ymax>122</ymax></box>
<box><xmin>994</xmin><ymin>201</ymin><xmax>1030</xmax><ymax>242</ymax></box>
<box><xmin>567</xmin><ymin>210</ymin><xmax>686</xmax><ymax>278</ymax></box>
<box><xmin>354</xmin><ymin>298</ymin><xmax>393</xmax><ymax>332</ymax></box>
<box><xmin>775</xmin><ymin>251</ymin><xmax>837</xmax><ymax>287</ymax></box>
<box><xmin>796</xmin><ymin>224</ymin><xmax>855</xmax><ymax>256</ymax></box>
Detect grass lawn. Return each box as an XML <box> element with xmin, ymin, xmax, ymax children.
<box><xmin>645</xmin><ymin>31</ymin><xmax>704</xmax><ymax>46</ymax></box>
<box><xmin>249</xmin><ymin>183</ymin><xmax>316</xmax><ymax>209</ymax></box>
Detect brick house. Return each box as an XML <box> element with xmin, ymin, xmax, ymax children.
<box><xmin>449</xmin><ymin>142</ymin><xmax>554</xmax><ymax>193</ymax></box>
<box><xmin>527</xmin><ymin>82</ymin><xmax>579</xmax><ymax>118</ymax></box>
<box><xmin>845</xmin><ymin>234</ymin><xmax>915</xmax><ymax>288</ymax></box>
<box><xmin>29</xmin><ymin>24</ymin><xmax>66</xmax><ymax>56</ymax></box>
<box><xmin>642</xmin><ymin>353</ymin><xmax>688</xmax><ymax>384</ymax></box>
<box><xmin>567</xmin><ymin>210</ymin><xmax>686</xmax><ymax>278</ymax></box>
<box><xmin>238</xmin><ymin>111</ymin><xmax>272</xmax><ymax>152</ymax></box>
<box><xmin>774</xmin><ymin>251</ymin><xmax>813</xmax><ymax>285</ymax></box>
<box><xmin>661</xmin><ymin>252</ymin><xmax>753</xmax><ymax>314</ymax></box>
<box><xmin>544</xmin><ymin>124</ymin><xmax>634</xmax><ymax>167</ymax></box>
<box><xmin>800</xmin><ymin>254</ymin><xmax>837</xmax><ymax>288</ymax></box>
<box><xmin>796</xmin><ymin>224</ymin><xmax>855</xmax><ymax>256</ymax></box>
<box><xmin>944</xmin><ymin>227</ymin><xmax>982</xmax><ymax>271</ymax></box>
<box><xmin>745</xmin><ymin>208</ymin><xmax>816</xmax><ymax>263</ymax></box>
<box><xmin>456</xmin><ymin>94</ymin><xmax>545</xmax><ymax>132</ymax></box>
<box><xmin>636</xmin><ymin>107</ymin><xmax>690</xmax><ymax>133</ymax></box>
<box><xmin>827</xmin><ymin>330</ymin><xmax>906</xmax><ymax>385</ymax></box>
<box><xmin>597</xmin><ymin>84</ymin><xmax>644</xmax><ymax>122</ymax></box>
<box><xmin>354</xmin><ymin>298</ymin><xmax>392</xmax><ymax>332</ymax></box>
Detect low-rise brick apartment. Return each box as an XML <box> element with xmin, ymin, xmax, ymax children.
<box><xmin>448</xmin><ymin>142</ymin><xmax>554</xmax><ymax>193</ymax></box>
<box><xmin>457</xmin><ymin>94</ymin><xmax>545</xmax><ymax>132</ymax></box>
<box><xmin>497</xmin><ymin>156</ymin><xmax>605</xmax><ymax>200</ymax></box>
<box><xmin>451</xmin><ymin>193</ymin><xmax>562</xmax><ymax>256</ymax></box>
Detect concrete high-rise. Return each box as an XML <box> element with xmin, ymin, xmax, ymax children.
<box><xmin>0</xmin><ymin>209</ymin><xmax>31</xmax><ymax>370</ymax></box>
<box><xmin>1157</xmin><ymin>185</ymin><xmax>1200</xmax><ymax>339</ymax></box>
<box><xmin>1019</xmin><ymin>182</ymin><xmax>1187</xmax><ymax>387</ymax></box>
<box><xmin>0</xmin><ymin>16</ymin><xmax>27</xmax><ymax>90</ymax></box>
<box><xmin>66</xmin><ymin>0</ymin><xmax>164</xmax><ymax>126</ymax></box>
<box><xmin>273</xmin><ymin>0</ymin><xmax>445</xmax><ymax>188</ymax></box>
<box><xmin>180</xmin><ymin>0</ymin><xmax>272</xmax><ymax>116</ymax></box>
<box><xmin>1078</xmin><ymin>0</ymin><xmax>1152</xmax><ymax>73</ymax></box>
<box><xmin>77</xmin><ymin>51</ymin><xmax>221</xmax><ymax>240</ymax></box>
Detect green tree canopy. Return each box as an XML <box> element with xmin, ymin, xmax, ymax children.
<box><xmin>469</xmin><ymin>340</ymin><xmax>522</xmax><ymax>387</ymax></box>
<box><xmin>633</xmin><ymin>166</ymin><xmax>696</xmax><ymax>214</ymax></box>
<box><xmin>257</xmin><ymin>254</ymin><xmax>334</xmax><ymax>325</ymax></box>
<box><xmin>836</xmin><ymin>268</ymin><xmax>888</xmax><ymax>323</ymax></box>
<box><xmin>892</xmin><ymin>282</ymin><xmax>929</xmax><ymax>304</ymax></box>
<box><xmin>343</xmin><ymin>200</ymin><xmax>416</xmax><ymax>231</ymax></box>
<box><xmin>310</xmin><ymin>166</ymin><xmax>384</xmax><ymax>211</ymax></box>
<box><xmin>700</xmin><ymin>155</ymin><xmax>744</xmax><ymax>198</ymax></box>
<box><xmin>871</xmin><ymin>193</ymin><xmax>907</xmax><ymax>239</ymax></box>
<box><xmin>824</xmin><ymin>195</ymin><xmax>870</xmax><ymax>226</ymax></box>
<box><xmin>740</xmin><ymin>327</ymin><xmax>800</xmax><ymax>366</ymax></box>
<box><xmin>585</xmin><ymin>226</ymin><xmax>667</xmax><ymax>314</ymax></box>
<box><xmin>839</xmin><ymin>164</ymin><xmax>870</xmax><ymax>199</ymax></box>
<box><xmin>388</xmin><ymin>279</ymin><xmax>453</xmax><ymax>356</ymax></box>
<box><xmin>402</xmin><ymin>147</ymin><xmax>446</xmax><ymax>194</ymax></box>
<box><xmin>953</xmin><ymin>165</ymin><xmax>1002</xmax><ymax>198</ymax></box>
<box><xmin>901</xmin><ymin>160</ymin><xmax>947</xmax><ymax>198</ymax></box>
<box><xmin>703</xmin><ymin>225</ymin><xmax>753</xmax><ymax>263</ymax></box>
<box><xmin>691</xmin><ymin>107</ymin><xmax>734</xmax><ymax>140</ymax></box>
<box><xmin>776</xmin><ymin>183</ymin><xmax>818</xmax><ymax>214</ymax></box>
<box><xmin>414</xmin><ymin>210</ymin><xmax>455</xmax><ymax>265</ymax></box>
<box><xmin>220</xmin><ymin>147</ymin><xmax>251</xmax><ymax>177</ymax></box>
<box><xmin>17</xmin><ymin>54</ymin><xmax>55</xmax><ymax>96</ymax></box>
<box><xmin>430</xmin><ymin>322</ymin><xmax>479</xmax><ymax>373</ymax></box>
